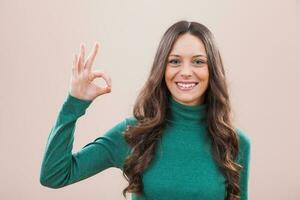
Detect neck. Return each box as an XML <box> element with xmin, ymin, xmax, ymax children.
<box><xmin>166</xmin><ymin>96</ymin><xmax>207</xmax><ymax>127</ymax></box>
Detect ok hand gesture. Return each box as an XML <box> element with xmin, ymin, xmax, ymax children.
<box><xmin>69</xmin><ymin>43</ymin><xmax>112</xmax><ymax>101</ymax></box>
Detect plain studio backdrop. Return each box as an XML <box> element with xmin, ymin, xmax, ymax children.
<box><xmin>0</xmin><ymin>0</ymin><xmax>299</xmax><ymax>199</ymax></box>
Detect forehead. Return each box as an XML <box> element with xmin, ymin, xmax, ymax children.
<box><xmin>169</xmin><ymin>33</ymin><xmax>207</xmax><ymax>57</ymax></box>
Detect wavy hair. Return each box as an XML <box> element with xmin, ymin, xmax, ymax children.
<box><xmin>121</xmin><ymin>20</ymin><xmax>242</xmax><ymax>200</ymax></box>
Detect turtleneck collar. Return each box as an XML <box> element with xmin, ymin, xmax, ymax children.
<box><xmin>166</xmin><ymin>95</ymin><xmax>207</xmax><ymax>127</ymax></box>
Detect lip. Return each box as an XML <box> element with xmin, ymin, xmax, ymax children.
<box><xmin>175</xmin><ymin>81</ymin><xmax>199</xmax><ymax>84</ymax></box>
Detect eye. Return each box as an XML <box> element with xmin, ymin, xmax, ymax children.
<box><xmin>194</xmin><ymin>59</ymin><xmax>206</xmax><ymax>65</ymax></box>
<box><xmin>169</xmin><ymin>59</ymin><xmax>180</xmax><ymax>65</ymax></box>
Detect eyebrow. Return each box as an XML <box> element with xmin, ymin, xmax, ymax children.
<box><xmin>169</xmin><ymin>54</ymin><xmax>207</xmax><ymax>58</ymax></box>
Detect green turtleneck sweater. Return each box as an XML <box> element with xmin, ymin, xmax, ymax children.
<box><xmin>40</xmin><ymin>93</ymin><xmax>251</xmax><ymax>200</ymax></box>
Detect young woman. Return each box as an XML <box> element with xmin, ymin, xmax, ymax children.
<box><xmin>40</xmin><ymin>20</ymin><xmax>251</xmax><ymax>200</ymax></box>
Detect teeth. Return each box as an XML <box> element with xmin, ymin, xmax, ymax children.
<box><xmin>176</xmin><ymin>82</ymin><xmax>197</xmax><ymax>89</ymax></box>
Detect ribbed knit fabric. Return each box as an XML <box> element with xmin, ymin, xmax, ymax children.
<box><xmin>40</xmin><ymin>93</ymin><xmax>251</xmax><ymax>200</ymax></box>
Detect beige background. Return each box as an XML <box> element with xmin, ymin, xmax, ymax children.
<box><xmin>1</xmin><ymin>0</ymin><xmax>299</xmax><ymax>199</ymax></box>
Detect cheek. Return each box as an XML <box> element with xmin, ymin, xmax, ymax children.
<box><xmin>165</xmin><ymin>67</ymin><xmax>177</xmax><ymax>83</ymax></box>
<box><xmin>202</xmin><ymin>72</ymin><xmax>209</xmax><ymax>90</ymax></box>
<box><xmin>197</xmin><ymin>68</ymin><xmax>209</xmax><ymax>83</ymax></box>
<box><xmin>202</xmin><ymin>73</ymin><xmax>209</xmax><ymax>83</ymax></box>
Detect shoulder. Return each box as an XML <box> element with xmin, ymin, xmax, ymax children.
<box><xmin>235</xmin><ymin>127</ymin><xmax>251</xmax><ymax>150</ymax></box>
<box><xmin>102</xmin><ymin>116</ymin><xmax>139</xmax><ymax>142</ymax></box>
<box><xmin>105</xmin><ymin>116</ymin><xmax>138</xmax><ymax>134</ymax></box>
<box><xmin>124</xmin><ymin>116</ymin><xmax>139</xmax><ymax>126</ymax></box>
<box><xmin>235</xmin><ymin>127</ymin><xmax>251</xmax><ymax>163</ymax></box>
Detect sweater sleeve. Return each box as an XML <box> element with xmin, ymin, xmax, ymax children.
<box><xmin>39</xmin><ymin>93</ymin><xmax>131</xmax><ymax>189</ymax></box>
<box><xmin>236</xmin><ymin>128</ymin><xmax>252</xmax><ymax>200</ymax></box>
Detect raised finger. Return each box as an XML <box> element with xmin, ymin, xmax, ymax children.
<box><xmin>85</xmin><ymin>43</ymin><xmax>99</xmax><ymax>71</ymax></box>
<box><xmin>72</xmin><ymin>54</ymin><xmax>79</xmax><ymax>77</ymax></box>
<box><xmin>78</xmin><ymin>43</ymin><xmax>85</xmax><ymax>73</ymax></box>
<box><xmin>81</xmin><ymin>43</ymin><xmax>85</xmax><ymax>63</ymax></box>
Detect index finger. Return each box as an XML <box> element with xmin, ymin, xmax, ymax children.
<box><xmin>85</xmin><ymin>43</ymin><xmax>99</xmax><ymax>71</ymax></box>
<box><xmin>91</xmin><ymin>70</ymin><xmax>112</xmax><ymax>87</ymax></box>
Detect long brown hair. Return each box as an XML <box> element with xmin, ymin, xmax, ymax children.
<box><xmin>122</xmin><ymin>20</ymin><xmax>242</xmax><ymax>200</ymax></box>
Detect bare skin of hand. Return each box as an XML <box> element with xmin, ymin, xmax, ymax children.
<box><xmin>69</xmin><ymin>43</ymin><xmax>112</xmax><ymax>101</ymax></box>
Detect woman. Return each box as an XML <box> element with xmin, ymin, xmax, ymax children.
<box><xmin>40</xmin><ymin>20</ymin><xmax>251</xmax><ymax>200</ymax></box>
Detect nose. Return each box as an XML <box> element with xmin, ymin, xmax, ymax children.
<box><xmin>180</xmin><ymin>62</ymin><xmax>192</xmax><ymax>78</ymax></box>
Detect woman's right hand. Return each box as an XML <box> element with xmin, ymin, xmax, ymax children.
<box><xmin>69</xmin><ymin>43</ymin><xmax>112</xmax><ymax>101</ymax></box>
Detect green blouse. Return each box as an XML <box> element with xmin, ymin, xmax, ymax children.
<box><xmin>40</xmin><ymin>93</ymin><xmax>251</xmax><ymax>200</ymax></box>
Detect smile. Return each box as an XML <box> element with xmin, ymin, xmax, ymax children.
<box><xmin>175</xmin><ymin>82</ymin><xmax>199</xmax><ymax>91</ymax></box>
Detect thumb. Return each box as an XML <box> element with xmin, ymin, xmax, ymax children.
<box><xmin>96</xmin><ymin>84</ymin><xmax>112</xmax><ymax>96</ymax></box>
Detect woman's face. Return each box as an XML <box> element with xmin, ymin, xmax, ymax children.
<box><xmin>165</xmin><ymin>33</ymin><xmax>209</xmax><ymax>106</ymax></box>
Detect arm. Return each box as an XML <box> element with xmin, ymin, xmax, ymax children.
<box><xmin>236</xmin><ymin>128</ymin><xmax>252</xmax><ymax>200</ymax></box>
<box><xmin>39</xmin><ymin>93</ymin><xmax>131</xmax><ymax>188</ymax></box>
